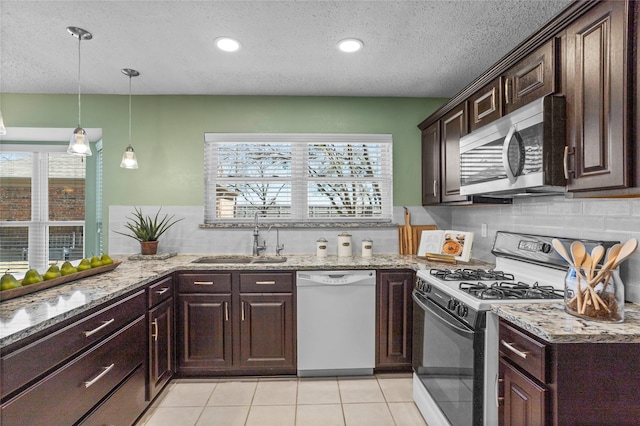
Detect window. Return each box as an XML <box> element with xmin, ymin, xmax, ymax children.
<box><xmin>204</xmin><ymin>133</ymin><xmax>393</xmax><ymax>223</ymax></box>
<box><xmin>0</xmin><ymin>145</ymin><xmax>86</xmax><ymax>274</ymax></box>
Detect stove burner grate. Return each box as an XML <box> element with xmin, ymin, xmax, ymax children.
<box><xmin>430</xmin><ymin>268</ymin><xmax>515</xmax><ymax>282</ymax></box>
<box><xmin>458</xmin><ymin>281</ymin><xmax>564</xmax><ymax>300</ymax></box>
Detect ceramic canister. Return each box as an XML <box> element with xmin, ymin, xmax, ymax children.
<box><xmin>316</xmin><ymin>238</ymin><xmax>328</xmax><ymax>257</ymax></box>
<box><xmin>362</xmin><ymin>239</ymin><xmax>373</xmax><ymax>257</ymax></box>
<box><xmin>337</xmin><ymin>232</ymin><xmax>353</xmax><ymax>257</ymax></box>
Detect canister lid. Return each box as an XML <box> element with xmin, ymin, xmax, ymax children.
<box><xmin>338</xmin><ymin>232</ymin><xmax>351</xmax><ymax>237</ymax></box>
<box><xmin>317</xmin><ymin>238</ymin><xmax>327</xmax><ymax>242</ymax></box>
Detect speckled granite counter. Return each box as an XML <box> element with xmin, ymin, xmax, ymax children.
<box><xmin>492</xmin><ymin>302</ymin><xmax>640</xmax><ymax>344</ymax></box>
<box><xmin>0</xmin><ymin>254</ymin><xmax>492</xmax><ymax>349</ymax></box>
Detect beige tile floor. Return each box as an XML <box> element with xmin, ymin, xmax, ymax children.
<box><xmin>135</xmin><ymin>373</ymin><xmax>427</xmax><ymax>426</ymax></box>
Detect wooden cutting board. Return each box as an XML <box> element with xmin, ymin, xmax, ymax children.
<box><xmin>399</xmin><ymin>225</ymin><xmax>437</xmax><ymax>254</ymax></box>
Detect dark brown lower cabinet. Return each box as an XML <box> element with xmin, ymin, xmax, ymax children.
<box><xmin>500</xmin><ymin>358</ymin><xmax>546</xmax><ymax>426</ymax></box>
<box><xmin>376</xmin><ymin>270</ymin><xmax>413</xmax><ymax>370</ymax></box>
<box><xmin>177</xmin><ymin>293</ymin><xmax>232</xmax><ymax>374</ymax></box>
<box><xmin>148</xmin><ymin>297</ymin><xmax>174</xmax><ymax>399</ymax></box>
<box><xmin>176</xmin><ymin>271</ymin><xmax>296</xmax><ymax>376</ymax></box>
<box><xmin>499</xmin><ymin>318</ymin><xmax>640</xmax><ymax>425</ymax></box>
<box><xmin>238</xmin><ymin>293</ymin><xmax>295</xmax><ymax>369</ymax></box>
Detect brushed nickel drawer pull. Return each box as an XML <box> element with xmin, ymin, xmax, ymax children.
<box><xmin>241</xmin><ymin>301</ymin><xmax>245</xmax><ymax>321</ymax></box>
<box><xmin>156</xmin><ymin>287</ymin><xmax>170</xmax><ymax>295</ymax></box>
<box><xmin>255</xmin><ymin>281</ymin><xmax>276</xmax><ymax>285</ymax></box>
<box><xmin>224</xmin><ymin>301</ymin><xmax>229</xmax><ymax>321</ymax></box>
<box><xmin>84</xmin><ymin>363</ymin><xmax>115</xmax><ymax>388</ymax></box>
<box><xmin>433</xmin><ymin>180</ymin><xmax>437</xmax><ymax>198</ymax></box>
<box><xmin>84</xmin><ymin>318</ymin><xmax>115</xmax><ymax>337</ymax></box>
<box><xmin>504</xmin><ymin>79</ymin><xmax>510</xmax><ymax>104</ymax></box>
<box><xmin>501</xmin><ymin>340</ymin><xmax>528</xmax><ymax>359</ymax></box>
<box><xmin>563</xmin><ymin>145</ymin><xmax>570</xmax><ymax>180</ymax></box>
<box><xmin>194</xmin><ymin>281</ymin><xmax>214</xmax><ymax>285</ymax></box>
<box><xmin>152</xmin><ymin>319</ymin><xmax>159</xmax><ymax>341</ymax></box>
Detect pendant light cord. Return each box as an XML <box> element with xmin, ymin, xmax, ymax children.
<box><xmin>128</xmin><ymin>75</ymin><xmax>132</xmax><ymax>146</ymax></box>
<box><xmin>77</xmin><ymin>34</ymin><xmax>82</xmax><ymax>127</ymax></box>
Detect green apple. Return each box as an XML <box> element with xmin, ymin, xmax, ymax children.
<box><xmin>22</xmin><ymin>269</ymin><xmax>44</xmax><ymax>285</ymax></box>
<box><xmin>77</xmin><ymin>258</ymin><xmax>92</xmax><ymax>272</ymax></box>
<box><xmin>60</xmin><ymin>261</ymin><xmax>78</xmax><ymax>276</ymax></box>
<box><xmin>1</xmin><ymin>271</ymin><xmax>21</xmax><ymax>291</ymax></box>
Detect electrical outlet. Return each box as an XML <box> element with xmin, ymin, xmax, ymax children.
<box><xmin>481</xmin><ymin>223</ymin><xmax>488</xmax><ymax>238</ymax></box>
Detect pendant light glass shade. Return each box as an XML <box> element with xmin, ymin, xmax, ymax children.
<box><xmin>0</xmin><ymin>109</ymin><xmax>6</xmax><ymax>136</ymax></box>
<box><xmin>120</xmin><ymin>68</ymin><xmax>140</xmax><ymax>169</ymax></box>
<box><xmin>120</xmin><ymin>145</ymin><xmax>138</xmax><ymax>169</ymax></box>
<box><xmin>67</xmin><ymin>26</ymin><xmax>92</xmax><ymax>156</ymax></box>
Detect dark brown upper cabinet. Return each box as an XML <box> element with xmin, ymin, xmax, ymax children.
<box><xmin>440</xmin><ymin>103</ymin><xmax>469</xmax><ymax>203</ymax></box>
<box><xmin>503</xmin><ymin>39</ymin><xmax>557</xmax><ymax>114</ymax></box>
<box><xmin>421</xmin><ymin>122</ymin><xmax>441</xmax><ymax>205</ymax></box>
<box><xmin>564</xmin><ymin>0</ymin><xmax>633</xmax><ymax>192</ymax></box>
<box><xmin>469</xmin><ymin>77</ymin><xmax>503</xmax><ymax>132</ymax></box>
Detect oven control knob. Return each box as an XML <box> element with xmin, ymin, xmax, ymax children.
<box><xmin>457</xmin><ymin>304</ymin><xmax>468</xmax><ymax>317</ymax></box>
<box><xmin>447</xmin><ymin>299</ymin><xmax>459</xmax><ymax>311</ymax></box>
<box><xmin>541</xmin><ymin>243</ymin><xmax>552</xmax><ymax>253</ymax></box>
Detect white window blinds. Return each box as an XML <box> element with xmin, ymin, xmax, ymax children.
<box><xmin>204</xmin><ymin>133</ymin><xmax>393</xmax><ymax>223</ymax></box>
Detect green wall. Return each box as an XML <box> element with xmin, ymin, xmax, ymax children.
<box><xmin>2</xmin><ymin>93</ymin><xmax>445</xmax><ymax>226</ymax></box>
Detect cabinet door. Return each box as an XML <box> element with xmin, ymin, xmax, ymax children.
<box><xmin>237</xmin><ymin>293</ymin><xmax>295</xmax><ymax>369</ymax></box>
<box><xmin>469</xmin><ymin>77</ymin><xmax>503</xmax><ymax>131</ymax></box>
<box><xmin>500</xmin><ymin>359</ymin><xmax>547</xmax><ymax>426</ymax></box>
<box><xmin>504</xmin><ymin>39</ymin><xmax>556</xmax><ymax>114</ymax></box>
<box><xmin>565</xmin><ymin>1</ymin><xmax>629</xmax><ymax>191</ymax></box>
<box><xmin>148</xmin><ymin>297</ymin><xmax>173</xmax><ymax>400</ymax></box>
<box><xmin>376</xmin><ymin>271</ymin><xmax>413</xmax><ymax>370</ymax></box>
<box><xmin>440</xmin><ymin>103</ymin><xmax>468</xmax><ymax>203</ymax></box>
<box><xmin>177</xmin><ymin>294</ymin><xmax>232</xmax><ymax>373</ymax></box>
<box><xmin>421</xmin><ymin>122</ymin><xmax>441</xmax><ymax>205</ymax></box>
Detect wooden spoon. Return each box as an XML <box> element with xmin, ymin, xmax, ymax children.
<box><xmin>605</xmin><ymin>243</ymin><xmax>622</xmax><ymax>265</ymax></box>
<box><xmin>570</xmin><ymin>241</ymin><xmax>586</xmax><ymax>271</ymax></box>
<box><xmin>582</xmin><ymin>252</ymin><xmax>593</xmax><ymax>280</ymax></box>
<box><xmin>552</xmin><ymin>239</ymin><xmax>574</xmax><ymax>266</ymax></box>
<box><xmin>611</xmin><ymin>238</ymin><xmax>638</xmax><ymax>269</ymax></box>
<box><xmin>590</xmin><ymin>245</ymin><xmax>605</xmax><ymax>269</ymax></box>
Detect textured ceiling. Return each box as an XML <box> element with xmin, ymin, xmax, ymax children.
<box><xmin>0</xmin><ymin>0</ymin><xmax>573</xmax><ymax>98</ymax></box>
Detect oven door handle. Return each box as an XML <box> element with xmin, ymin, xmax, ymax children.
<box><xmin>413</xmin><ymin>293</ymin><xmax>475</xmax><ymax>339</ymax></box>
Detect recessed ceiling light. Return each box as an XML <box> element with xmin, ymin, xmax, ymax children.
<box><xmin>216</xmin><ymin>37</ymin><xmax>241</xmax><ymax>52</ymax></box>
<box><xmin>337</xmin><ymin>38</ymin><xmax>363</xmax><ymax>53</ymax></box>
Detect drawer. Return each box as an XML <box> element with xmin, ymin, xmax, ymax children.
<box><xmin>79</xmin><ymin>365</ymin><xmax>147</xmax><ymax>426</ymax></box>
<box><xmin>148</xmin><ymin>276</ymin><xmax>174</xmax><ymax>308</ymax></box>
<box><xmin>1</xmin><ymin>290</ymin><xmax>145</xmax><ymax>397</ymax></box>
<box><xmin>499</xmin><ymin>320</ymin><xmax>548</xmax><ymax>383</ymax></box>
<box><xmin>1</xmin><ymin>316</ymin><xmax>145</xmax><ymax>426</ymax></box>
<box><xmin>239</xmin><ymin>272</ymin><xmax>294</xmax><ymax>293</ymax></box>
<box><xmin>178</xmin><ymin>273</ymin><xmax>232</xmax><ymax>293</ymax></box>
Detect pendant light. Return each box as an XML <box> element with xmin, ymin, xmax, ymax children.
<box><xmin>0</xmin><ymin>110</ymin><xmax>6</xmax><ymax>136</ymax></box>
<box><xmin>67</xmin><ymin>26</ymin><xmax>93</xmax><ymax>156</ymax></box>
<box><xmin>120</xmin><ymin>68</ymin><xmax>140</xmax><ymax>169</ymax></box>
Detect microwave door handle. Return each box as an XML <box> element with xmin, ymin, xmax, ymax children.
<box><xmin>502</xmin><ymin>124</ymin><xmax>518</xmax><ymax>184</ymax></box>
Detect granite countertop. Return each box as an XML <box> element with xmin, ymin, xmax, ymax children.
<box><xmin>0</xmin><ymin>254</ymin><xmax>491</xmax><ymax>349</ymax></box>
<box><xmin>492</xmin><ymin>302</ymin><xmax>640</xmax><ymax>344</ymax></box>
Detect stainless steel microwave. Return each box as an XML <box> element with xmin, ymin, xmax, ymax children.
<box><xmin>459</xmin><ymin>95</ymin><xmax>566</xmax><ymax>197</ymax></box>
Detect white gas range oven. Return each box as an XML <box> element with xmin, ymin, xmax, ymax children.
<box><xmin>411</xmin><ymin>231</ymin><xmax>617</xmax><ymax>426</ymax></box>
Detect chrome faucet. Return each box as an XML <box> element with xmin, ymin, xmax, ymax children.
<box><xmin>253</xmin><ymin>212</ymin><xmax>266</xmax><ymax>256</ymax></box>
<box><xmin>275</xmin><ymin>228</ymin><xmax>285</xmax><ymax>256</ymax></box>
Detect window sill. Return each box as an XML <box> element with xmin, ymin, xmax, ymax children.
<box><xmin>199</xmin><ymin>222</ymin><xmax>399</xmax><ymax>229</ymax></box>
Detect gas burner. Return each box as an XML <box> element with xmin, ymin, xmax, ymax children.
<box><xmin>430</xmin><ymin>268</ymin><xmax>515</xmax><ymax>282</ymax></box>
<box><xmin>458</xmin><ymin>281</ymin><xmax>564</xmax><ymax>300</ymax></box>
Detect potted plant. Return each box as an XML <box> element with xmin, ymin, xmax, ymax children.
<box><xmin>114</xmin><ymin>206</ymin><xmax>183</xmax><ymax>255</ymax></box>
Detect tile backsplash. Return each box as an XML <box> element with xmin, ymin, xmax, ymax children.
<box><xmin>447</xmin><ymin>196</ymin><xmax>640</xmax><ymax>303</ymax></box>
<box><xmin>108</xmin><ymin>197</ymin><xmax>640</xmax><ymax>303</ymax></box>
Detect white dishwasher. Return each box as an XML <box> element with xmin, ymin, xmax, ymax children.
<box><xmin>296</xmin><ymin>270</ymin><xmax>376</xmax><ymax>377</ymax></box>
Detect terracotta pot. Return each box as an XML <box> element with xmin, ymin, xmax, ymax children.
<box><xmin>140</xmin><ymin>241</ymin><xmax>159</xmax><ymax>255</ymax></box>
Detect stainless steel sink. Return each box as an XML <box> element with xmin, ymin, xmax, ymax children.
<box><xmin>192</xmin><ymin>255</ymin><xmax>287</xmax><ymax>264</ymax></box>
<box><xmin>251</xmin><ymin>256</ymin><xmax>287</xmax><ymax>263</ymax></box>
